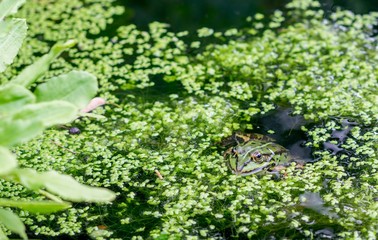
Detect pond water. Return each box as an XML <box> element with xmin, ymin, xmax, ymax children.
<box><xmin>123</xmin><ymin>0</ymin><xmax>378</xmax><ymax>33</ymax></box>
<box><xmin>7</xmin><ymin>0</ymin><xmax>378</xmax><ymax>239</ymax></box>
<box><xmin>250</xmin><ymin>107</ymin><xmax>314</xmax><ymax>162</ymax></box>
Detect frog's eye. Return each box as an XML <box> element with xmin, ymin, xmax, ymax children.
<box><xmin>254</xmin><ymin>151</ymin><xmax>262</xmax><ymax>158</ymax></box>
<box><xmin>251</xmin><ymin>151</ymin><xmax>263</xmax><ymax>161</ymax></box>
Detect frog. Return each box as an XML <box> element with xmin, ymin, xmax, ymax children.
<box><xmin>223</xmin><ymin>133</ymin><xmax>294</xmax><ymax>176</ymax></box>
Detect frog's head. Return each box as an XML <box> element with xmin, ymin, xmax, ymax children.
<box><xmin>225</xmin><ymin>141</ymin><xmax>288</xmax><ymax>176</ymax></box>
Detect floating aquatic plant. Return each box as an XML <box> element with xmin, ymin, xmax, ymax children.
<box><xmin>1</xmin><ymin>0</ymin><xmax>377</xmax><ymax>239</ymax></box>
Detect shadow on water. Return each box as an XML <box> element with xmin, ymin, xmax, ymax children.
<box><xmin>250</xmin><ymin>107</ymin><xmax>314</xmax><ymax>162</ymax></box>
<box><xmin>119</xmin><ymin>0</ymin><xmax>378</xmax><ymax>34</ymax></box>
<box><xmin>114</xmin><ymin>75</ymin><xmax>186</xmax><ymax>105</ymax></box>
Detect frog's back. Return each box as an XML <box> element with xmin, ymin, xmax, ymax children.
<box><xmin>221</xmin><ymin>132</ymin><xmax>275</xmax><ymax>148</ymax></box>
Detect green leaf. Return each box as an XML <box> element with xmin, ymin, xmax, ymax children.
<box><xmin>0</xmin><ymin>84</ymin><xmax>35</xmax><ymax>115</ymax></box>
<box><xmin>0</xmin><ymin>198</ymin><xmax>71</xmax><ymax>214</ymax></box>
<box><xmin>10</xmin><ymin>40</ymin><xmax>77</xmax><ymax>87</ymax></box>
<box><xmin>0</xmin><ymin>18</ymin><xmax>27</xmax><ymax>72</ymax></box>
<box><xmin>0</xmin><ymin>208</ymin><xmax>27</xmax><ymax>240</ymax></box>
<box><xmin>11</xmin><ymin>169</ymin><xmax>116</xmax><ymax>203</ymax></box>
<box><xmin>0</xmin><ymin>228</ymin><xmax>8</xmax><ymax>240</ymax></box>
<box><xmin>0</xmin><ymin>118</ymin><xmax>44</xmax><ymax>147</ymax></box>
<box><xmin>11</xmin><ymin>168</ymin><xmax>44</xmax><ymax>190</ymax></box>
<box><xmin>11</xmin><ymin>101</ymin><xmax>77</xmax><ymax>127</ymax></box>
<box><xmin>0</xmin><ymin>146</ymin><xmax>17</xmax><ymax>176</ymax></box>
<box><xmin>34</xmin><ymin>70</ymin><xmax>98</xmax><ymax>109</ymax></box>
<box><xmin>41</xmin><ymin>171</ymin><xmax>116</xmax><ymax>202</ymax></box>
<box><xmin>0</xmin><ymin>0</ymin><xmax>26</xmax><ymax>21</ymax></box>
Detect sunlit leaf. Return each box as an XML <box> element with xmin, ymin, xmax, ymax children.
<box><xmin>11</xmin><ymin>101</ymin><xmax>77</xmax><ymax>127</ymax></box>
<box><xmin>0</xmin><ymin>118</ymin><xmax>44</xmax><ymax>146</ymax></box>
<box><xmin>34</xmin><ymin>70</ymin><xmax>98</xmax><ymax>109</ymax></box>
<box><xmin>11</xmin><ymin>168</ymin><xmax>44</xmax><ymax>190</ymax></box>
<box><xmin>0</xmin><ymin>84</ymin><xmax>35</xmax><ymax>115</ymax></box>
<box><xmin>0</xmin><ymin>146</ymin><xmax>17</xmax><ymax>176</ymax></box>
<box><xmin>0</xmin><ymin>198</ymin><xmax>71</xmax><ymax>214</ymax></box>
<box><xmin>0</xmin><ymin>208</ymin><xmax>27</xmax><ymax>240</ymax></box>
<box><xmin>0</xmin><ymin>18</ymin><xmax>27</xmax><ymax>72</ymax></box>
<box><xmin>0</xmin><ymin>100</ymin><xmax>76</xmax><ymax>146</ymax></box>
<box><xmin>0</xmin><ymin>228</ymin><xmax>7</xmax><ymax>240</ymax></box>
<box><xmin>10</xmin><ymin>40</ymin><xmax>77</xmax><ymax>87</ymax></box>
<box><xmin>11</xmin><ymin>169</ymin><xmax>116</xmax><ymax>203</ymax></box>
<box><xmin>0</xmin><ymin>0</ymin><xmax>26</xmax><ymax>21</ymax></box>
<box><xmin>41</xmin><ymin>171</ymin><xmax>116</xmax><ymax>202</ymax></box>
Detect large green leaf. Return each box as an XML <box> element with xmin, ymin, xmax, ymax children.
<box><xmin>0</xmin><ymin>84</ymin><xmax>35</xmax><ymax>115</ymax></box>
<box><xmin>0</xmin><ymin>18</ymin><xmax>27</xmax><ymax>73</ymax></box>
<box><xmin>0</xmin><ymin>208</ymin><xmax>27</xmax><ymax>240</ymax></box>
<box><xmin>0</xmin><ymin>146</ymin><xmax>17</xmax><ymax>176</ymax></box>
<box><xmin>34</xmin><ymin>70</ymin><xmax>98</xmax><ymax>109</ymax></box>
<box><xmin>0</xmin><ymin>228</ymin><xmax>7</xmax><ymax>240</ymax></box>
<box><xmin>0</xmin><ymin>198</ymin><xmax>71</xmax><ymax>214</ymax></box>
<box><xmin>0</xmin><ymin>101</ymin><xmax>76</xmax><ymax>146</ymax></box>
<box><xmin>10</xmin><ymin>168</ymin><xmax>44</xmax><ymax>190</ymax></box>
<box><xmin>41</xmin><ymin>171</ymin><xmax>116</xmax><ymax>202</ymax></box>
<box><xmin>0</xmin><ymin>0</ymin><xmax>26</xmax><ymax>21</ymax></box>
<box><xmin>11</xmin><ymin>101</ymin><xmax>77</xmax><ymax>127</ymax></box>
<box><xmin>10</xmin><ymin>40</ymin><xmax>77</xmax><ymax>87</ymax></box>
<box><xmin>0</xmin><ymin>118</ymin><xmax>44</xmax><ymax>147</ymax></box>
<box><xmin>11</xmin><ymin>169</ymin><xmax>116</xmax><ymax>202</ymax></box>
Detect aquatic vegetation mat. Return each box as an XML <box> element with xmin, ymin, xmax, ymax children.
<box><xmin>1</xmin><ymin>0</ymin><xmax>377</xmax><ymax>238</ymax></box>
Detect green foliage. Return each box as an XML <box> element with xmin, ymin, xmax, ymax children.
<box><xmin>1</xmin><ymin>0</ymin><xmax>377</xmax><ymax>239</ymax></box>
<box><xmin>0</xmin><ymin>198</ymin><xmax>70</xmax><ymax>214</ymax></box>
<box><xmin>0</xmin><ymin>146</ymin><xmax>17</xmax><ymax>175</ymax></box>
<box><xmin>34</xmin><ymin>70</ymin><xmax>98</xmax><ymax>109</ymax></box>
<box><xmin>0</xmin><ymin>208</ymin><xmax>27</xmax><ymax>240</ymax></box>
<box><xmin>0</xmin><ymin>1</ymin><xmax>115</xmax><ymax>238</ymax></box>
<box><xmin>167</xmin><ymin>5</ymin><xmax>377</xmax><ymax>123</ymax></box>
<box><xmin>0</xmin><ymin>0</ymin><xmax>27</xmax><ymax>72</ymax></box>
<box><xmin>11</xmin><ymin>40</ymin><xmax>77</xmax><ymax>87</ymax></box>
<box><xmin>0</xmin><ymin>0</ymin><xmax>25</xmax><ymax>21</ymax></box>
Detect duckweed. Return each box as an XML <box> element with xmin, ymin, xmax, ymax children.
<box><xmin>1</xmin><ymin>0</ymin><xmax>377</xmax><ymax>238</ymax></box>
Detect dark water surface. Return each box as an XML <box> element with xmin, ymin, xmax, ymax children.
<box><xmin>120</xmin><ymin>0</ymin><xmax>378</xmax><ymax>33</ymax></box>
<box><xmin>250</xmin><ymin>107</ymin><xmax>314</xmax><ymax>162</ymax></box>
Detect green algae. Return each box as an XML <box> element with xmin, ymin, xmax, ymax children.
<box><xmin>1</xmin><ymin>0</ymin><xmax>377</xmax><ymax>238</ymax></box>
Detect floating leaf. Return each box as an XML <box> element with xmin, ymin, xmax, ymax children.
<box><xmin>0</xmin><ymin>208</ymin><xmax>27</xmax><ymax>240</ymax></box>
<box><xmin>0</xmin><ymin>18</ymin><xmax>27</xmax><ymax>72</ymax></box>
<box><xmin>0</xmin><ymin>146</ymin><xmax>17</xmax><ymax>176</ymax></box>
<box><xmin>34</xmin><ymin>70</ymin><xmax>98</xmax><ymax>109</ymax></box>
